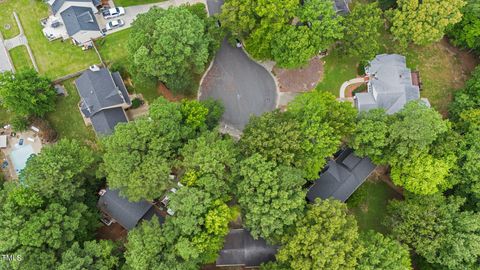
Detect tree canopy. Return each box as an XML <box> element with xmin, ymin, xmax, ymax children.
<box><xmin>357</xmin><ymin>231</ymin><xmax>412</xmax><ymax>270</ymax></box>
<box><xmin>220</xmin><ymin>0</ymin><xmax>344</xmax><ymax>68</ymax></box>
<box><xmin>235</xmin><ymin>154</ymin><xmax>306</xmax><ymax>243</ymax></box>
<box><xmin>0</xmin><ymin>69</ymin><xmax>56</xmax><ymax>117</ymax></box>
<box><xmin>342</xmin><ymin>3</ymin><xmax>384</xmax><ymax>62</ymax></box>
<box><xmin>385</xmin><ymin>194</ymin><xmax>480</xmax><ymax>269</ymax></box>
<box><xmin>448</xmin><ymin>0</ymin><xmax>480</xmax><ymax>52</ymax></box>
<box><xmin>271</xmin><ymin>199</ymin><xmax>363</xmax><ymax>270</ymax></box>
<box><xmin>388</xmin><ymin>0</ymin><xmax>466</xmax><ymax>46</ymax></box>
<box><xmin>128</xmin><ymin>6</ymin><xmax>213</xmax><ymax>93</ymax></box>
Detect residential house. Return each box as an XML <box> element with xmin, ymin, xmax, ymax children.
<box><xmin>97</xmin><ymin>188</ymin><xmax>165</xmax><ymax>230</ymax></box>
<box><xmin>42</xmin><ymin>0</ymin><xmax>103</xmax><ymax>45</ymax></box>
<box><xmin>216</xmin><ymin>229</ymin><xmax>278</xmax><ymax>268</ymax></box>
<box><xmin>307</xmin><ymin>148</ymin><xmax>376</xmax><ymax>203</ymax></box>
<box><xmin>355</xmin><ymin>54</ymin><xmax>428</xmax><ymax>114</ymax></box>
<box><xmin>333</xmin><ymin>0</ymin><xmax>351</xmax><ymax>14</ymax></box>
<box><xmin>75</xmin><ymin>66</ymin><xmax>131</xmax><ymax>136</ymax></box>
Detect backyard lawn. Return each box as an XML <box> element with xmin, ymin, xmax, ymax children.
<box><xmin>96</xmin><ymin>29</ymin><xmax>161</xmax><ymax>103</ymax></box>
<box><xmin>46</xmin><ymin>79</ymin><xmax>96</xmax><ymax>144</ymax></box>
<box><xmin>0</xmin><ymin>0</ymin><xmax>99</xmax><ymax>79</ymax></box>
<box><xmin>347</xmin><ymin>180</ymin><xmax>401</xmax><ymax>233</ymax></box>
<box><xmin>9</xmin><ymin>45</ymin><xmax>33</xmax><ymax>71</ymax></box>
<box><xmin>114</xmin><ymin>0</ymin><xmax>166</xmax><ymax>7</ymax></box>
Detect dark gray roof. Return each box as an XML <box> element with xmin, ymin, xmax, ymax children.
<box><xmin>216</xmin><ymin>229</ymin><xmax>278</xmax><ymax>267</ymax></box>
<box><xmin>61</xmin><ymin>6</ymin><xmax>100</xmax><ymax>36</ymax></box>
<box><xmin>90</xmin><ymin>107</ymin><xmax>128</xmax><ymax>136</ymax></box>
<box><xmin>98</xmin><ymin>188</ymin><xmax>162</xmax><ymax>230</ymax></box>
<box><xmin>307</xmin><ymin>148</ymin><xmax>376</xmax><ymax>203</ymax></box>
<box><xmin>51</xmin><ymin>0</ymin><xmax>96</xmax><ymax>15</ymax></box>
<box><xmin>76</xmin><ymin>68</ymin><xmax>130</xmax><ymax>117</ymax></box>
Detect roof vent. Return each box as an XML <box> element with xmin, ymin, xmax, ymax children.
<box><xmin>89</xmin><ymin>65</ymin><xmax>100</xmax><ymax>72</ymax></box>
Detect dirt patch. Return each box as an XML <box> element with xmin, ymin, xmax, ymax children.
<box><xmin>273</xmin><ymin>56</ymin><xmax>324</xmax><ymax>93</ymax></box>
<box><xmin>96</xmin><ymin>222</ymin><xmax>127</xmax><ymax>241</ymax></box>
<box><xmin>441</xmin><ymin>38</ymin><xmax>479</xmax><ymax>76</ymax></box>
<box><xmin>157</xmin><ymin>83</ymin><xmax>185</xmax><ymax>102</ymax></box>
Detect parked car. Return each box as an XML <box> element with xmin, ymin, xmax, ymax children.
<box><xmin>106</xmin><ymin>19</ymin><xmax>125</xmax><ymax>31</ymax></box>
<box><xmin>103</xmin><ymin>7</ymin><xmax>125</xmax><ymax>19</ymax></box>
<box><xmin>18</xmin><ymin>139</ymin><xmax>24</xmax><ymax>146</ymax></box>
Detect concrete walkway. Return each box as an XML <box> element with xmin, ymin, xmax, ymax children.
<box><xmin>2</xmin><ymin>12</ymin><xmax>39</xmax><ymax>72</ymax></box>
<box><xmin>339</xmin><ymin>77</ymin><xmax>366</xmax><ymax>98</ymax></box>
<box><xmin>0</xmin><ymin>32</ymin><xmax>14</xmax><ymax>73</ymax></box>
<box><xmin>106</xmin><ymin>0</ymin><xmax>207</xmax><ymax>35</ymax></box>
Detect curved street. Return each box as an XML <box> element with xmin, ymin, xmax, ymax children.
<box><xmin>199</xmin><ymin>0</ymin><xmax>277</xmax><ymax>131</ymax></box>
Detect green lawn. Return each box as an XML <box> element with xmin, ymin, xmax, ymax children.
<box><xmin>0</xmin><ymin>0</ymin><xmax>100</xmax><ymax>78</ymax></box>
<box><xmin>347</xmin><ymin>180</ymin><xmax>401</xmax><ymax>234</ymax></box>
<box><xmin>46</xmin><ymin>79</ymin><xmax>96</xmax><ymax>144</ymax></box>
<box><xmin>9</xmin><ymin>45</ymin><xmax>33</xmax><ymax>71</ymax></box>
<box><xmin>114</xmin><ymin>0</ymin><xmax>166</xmax><ymax>7</ymax></box>
<box><xmin>316</xmin><ymin>50</ymin><xmax>360</xmax><ymax>96</ymax></box>
<box><xmin>0</xmin><ymin>11</ymin><xmax>19</xmax><ymax>39</ymax></box>
<box><xmin>96</xmin><ymin>29</ymin><xmax>161</xmax><ymax>103</ymax></box>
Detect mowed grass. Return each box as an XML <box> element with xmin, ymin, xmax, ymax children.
<box><xmin>46</xmin><ymin>79</ymin><xmax>96</xmax><ymax>144</ymax></box>
<box><xmin>0</xmin><ymin>0</ymin><xmax>99</xmax><ymax>78</ymax></box>
<box><xmin>9</xmin><ymin>45</ymin><xmax>33</xmax><ymax>71</ymax></box>
<box><xmin>113</xmin><ymin>0</ymin><xmax>166</xmax><ymax>7</ymax></box>
<box><xmin>347</xmin><ymin>180</ymin><xmax>401</xmax><ymax>234</ymax></box>
<box><xmin>96</xmin><ymin>29</ymin><xmax>160</xmax><ymax>103</ymax></box>
<box><xmin>0</xmin><ymin>12</ymin><xmax>19</xmax><ymax>39</ymax></box>
<box><xmin>316</xmin><ymin>50</ymin><xmax>360</xmax><ymax>96</ymax></box>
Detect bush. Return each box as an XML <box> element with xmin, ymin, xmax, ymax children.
<box><xmin>11</xmin><ymin>115</ymin><xmax>29</xmax><ymax>131</ymax></box>
<box><xmin>131</xmin><ymin>98</ymin><xmax>143</xmax><ymax>109</ymax></box>
<box><xmin>31</xmin><ymin>117</ymin><xmax>58</xmax><ymax>143</ymax></box>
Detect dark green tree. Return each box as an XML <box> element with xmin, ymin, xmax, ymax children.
<box><xmin>128</xmin><ymin>6</ymin><xmax>211</xmax><ymax>93</ymax></box>
<box><xmin>57</xmin><ymin>240</ymin><xmax>121</xmax><ymax>270</ymax></box>
<box><xmin>236</xmin><ymin>154</ymin><xmax>306</xmax><ymax>242</ymax></box>
<box><xmin>0</xmin><ymin>69</ymin><xmax>56</xmax><ymax>117</ymax></box>
<box><xmin>385</xmin><ymin>194</ymin><xmax>480</xmax><ymax>269</ymax></box>
<box><xmin>448</xmin><ymin>0</ymin><xmax>480</xmax><ymax>52</ymax></box>
<box><xmin>342</xmin><ymin>3</ymin><xmax>384</xmax><ymax>62</ymax></box>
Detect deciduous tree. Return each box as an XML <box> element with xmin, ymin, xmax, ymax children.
<box><xmin>448</xmin><ymin>0</ymin><xmax>480</xmax><ymax>52</ymax></box>
<box><xmin>274</xmin><ymin>199</ymin><xmax>364</xmax><ymax>270</ymax></box>
<box><xmin>357</xmin><ymin>231</ymin><xmax>412</xmax><ymax>270</ymax></box>
<box><xmin>236</xmin><ymin>154</ymin><xmax>306</xmax><ymax>242</ymax></box>
<box><xmin>58</xmin><ymin>240</ymin><xmax>121</xmax><ymax>270</ymax></box>
<box><xmin>0</xmin><ymin>69</ymin><xmax>56</xmax><ymax>117</ymax></box>
<box><xmin>128</xmin><ymin>6</ymin><xmax>211</xmax><ymax>93</ymax></box>
<box><xmin>388</xmin><ymin>0</ymin><xmax>466</xmax><ymax>46</ymax></box>
<box><xmin>385</xmin><ymin>194</ymin><xmax>480</xmax><ymax>269</ymax></box>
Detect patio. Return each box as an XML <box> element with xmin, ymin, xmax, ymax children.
<box><xmin>0</xmin><ymin>128</ymin><xmax>43</xmax><ymax>180</ymax></box>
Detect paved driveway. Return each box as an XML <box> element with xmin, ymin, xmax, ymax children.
<box><xmin>200</xmin><ymin>0</ymin><xmax>277</xmax><ymax>130</ymax></box>
<box><xmin>105</xmin><ymin>0</ymin><xmax>206</xmax><ymax>35</ymax></box>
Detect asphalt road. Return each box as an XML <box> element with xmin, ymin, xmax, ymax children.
<box><xmin>200</xmin><ymin>0</ymin><xmax>277</xmax><ymax>130</ymax></box>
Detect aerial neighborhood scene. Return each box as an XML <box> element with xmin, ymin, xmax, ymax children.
<box><xmin>0</xmin><ymin>0</ymin><xmax>480</xmax><ymax>269</ymax></box>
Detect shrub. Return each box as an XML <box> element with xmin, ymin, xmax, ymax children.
<box><xmin>11</xmin><ymin>115</ymin><xmax>29</xmax><ymax>131</ymax></box>
<box><xmin>131</xmin><ymin>98</ymin><xmax>143</xmax><ymax>109</ymax></box>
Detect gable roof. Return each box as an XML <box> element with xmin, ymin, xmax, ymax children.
<box><xmin>61</xmin><ymin>6</ymin><xmax>100</xmax><ymax>36</ymax></box>
<box><xmin>216</xmin><ymin>229</ymin><xmax>278</xmax><ymax>267</ymax></box>
<box><xmin>97</xmin><ymin>188</ymin><xmax>164</xmax><ymax>230</ymax></box>
<box><xmin>307</xmin><ymin>148</ymin><xmax>376</xmax><ymax>203</ymax></box>
<box><xmin>90</xmin><ymin>107</ymin><xmax>128</xmax><ymax>136</ymax></box>
<box><xmin>75</xmin><ymin>68</ymin><xmax>130</xmax><ymax>117</ymax></box>
<box><xmin>356</xmin><ymin>54</ymin><xmax>421</xmax><ymax>114</ymax></box>
<box><xmin>50</xmin><ymin>0</ymin><xmax>100</xmax><ymax>14</ymax></box>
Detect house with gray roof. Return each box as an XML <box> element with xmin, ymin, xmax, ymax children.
<box><xmin>333</xmin><ymin>0</ymin><xmax>351</xmax><ymax>14</ymax></box>
<box><xmin>42</xmin><ymin>0</ymin><xmax>103</xmax><ymax>44</ymax></box>
<box><xmin>75</xmin><ymin>66</ymin><xmax>131</xmax><ymax>136</ymax></box>
<box><xmin>307</xmin><ymin>148</ymin><xmax>376</xmax><ymax>203</ymax></box>
<box><xmin>98</xmin><ymin>188</ymin><xmax>165</xmax><ymax>230</ymax></box>
<box><xmin>216</xmin><ymin>229</ymin><xmax>278</xmax><ymax>268</ymax></box>
<box><xmin>355</xmin><ymin>54</ymin><xmax>427</xmax><ymax>114</ymax></box>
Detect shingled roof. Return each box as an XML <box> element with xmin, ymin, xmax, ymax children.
<box><xmin>216</xmin><ymin>229</ymin><xmax>278</xmax><ymax>268</ymax></box>
<box><xmin>97</xmin><ymin>188</ymin><xmax>165</xmax><ymax>230</ymax></box>
<box><xmin>50</xmin><ymin>0</ymin><xmax>99</xmax><ymax>15</ymax></box>
<box><xmin>307</xmin><ymin>148</ymin><xmax>376</xmax><ymax>203</ymax></box>
<box><xmin>60</xmin><ymin>6</ymin><xmax>100</xmax><ymax>36</ymax></box>
<box><xmin>355</xmin><ymin>54</ymin><xmax>422</xmax><ymax>114</ymax></box>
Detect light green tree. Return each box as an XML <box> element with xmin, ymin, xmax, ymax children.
<box><xmin>389</xmin><ymin>0</ymin><xmax>466</xmax><ymax>46</ymax></box>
